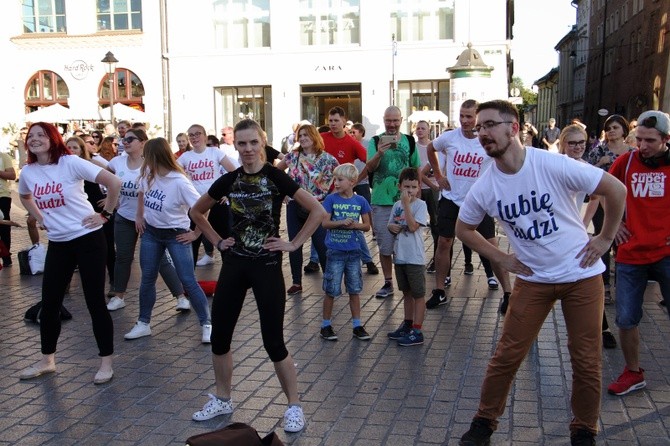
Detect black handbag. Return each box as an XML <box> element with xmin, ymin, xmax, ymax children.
<box><xmin>185</xmin><ymin>422</ymin><xmax>284</xmax><ymax>446</ymax></box>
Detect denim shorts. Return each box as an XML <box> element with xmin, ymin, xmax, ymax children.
<box><xmin>615</xmin><ymin>256</ymin><xmax>670</xmax><ymax>329</ymax></box>
<box><xmin>323</xmin><ymin>249</ymin><xmax>363</xmax><ymax>297</ymax></box>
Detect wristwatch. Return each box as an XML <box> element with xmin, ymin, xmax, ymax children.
<box><xmin>100</xmin><ymin>209</ymin><xmax>113</xmax><ymax>220</ymax></box>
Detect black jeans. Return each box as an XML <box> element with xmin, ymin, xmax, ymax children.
<box><xmin>0</xmin><ymin>197</ymin><xmax>11</xmax><ymax>262</ymax></box>
<box><xmin>40</xmin><ymin>229</ymin><xmax>113</xmax><ymax>356</ymax></box>
<box><xmin>211</xmin><ymin>252</ymin><xmax>289</xmax><ymax>362</ymax></box>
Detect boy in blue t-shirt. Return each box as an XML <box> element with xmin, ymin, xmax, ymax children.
<box><xmin>320</xmin><ymin>163</ymin><xmax>373</xmax><ymax>341</ymax></box>
<box><xmin>387</xmin><ymin>167</ymin><xmax>428</xmax><ymax>346</ymax></box>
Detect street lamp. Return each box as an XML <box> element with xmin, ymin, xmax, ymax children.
<box><xmin>101</xmin><ymin>51</ymin><xmax>118</xmax><ymax>126</ymax></box>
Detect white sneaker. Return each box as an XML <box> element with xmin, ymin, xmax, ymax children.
<box><xmin>284</xmin><ymin>405</ymin><xmax>305</xmax><ymax>432</ymax></box>
<box><xmin>195</xmin><ymin>254</ymin><xmax>214</xmax><ymax>266</ymax></box>
<box><xmin>124</xmin><ymin>321</ymin><xmax>151</xmax><ymax>340</ymax></box>
<box><xmin>175</xmin><ymin>296</ymin><xmax>191</xmax><ymax>311</ymax></box>
<box><xmin>107</xmin><ymin>296</ymin><xmax>126</xmax><ymax>311</ymax></box>
<box><xmin>202</xmin><ymin>324</ymin><xmax>212</xmax><ymax>344</ymax></box>
<box><xmin>192</xmin><ymin>394</ymin><xmax>233</xmax><ymax>421</ymax></box>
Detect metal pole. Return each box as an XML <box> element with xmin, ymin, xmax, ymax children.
<box><xmin>391</xmin><ymin>34</ymin><xmax>397</xmax><ymax>105</ymax></box>
<box><xmin>109</xmin><ymin>71</ymin><xmax>115</xmax><ymax>127</ymax></box>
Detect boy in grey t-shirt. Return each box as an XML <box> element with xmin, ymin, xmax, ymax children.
<box><xmin>386</xmin><ymin>168</ymin><xmax>428</xmax><ymax>346</ymax></box>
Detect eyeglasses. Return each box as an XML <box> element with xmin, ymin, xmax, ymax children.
<box><xmin>85</xmin><ymin>140</ymin><xmax>96</xmax><ymax>145</ymax></box>
<box><xmin>123</xmin><ymin>136</ymin><xmax>139</xmax><ymax>144</ymax></box>
<box><xmin>188</xmin><ymin>131</ymin><xmax>203</xmax><ymax>138</ymax></box>
<box><xmin>566</xmin><ymin>140</ymin><xmax>586</xmax><ymax>147</ymax></box>
<box><xmin>474</xmin><ymin>121</ymin><xmax>514</xmax><ymax>132</ymax></box>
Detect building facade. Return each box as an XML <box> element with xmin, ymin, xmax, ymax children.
<box><xmin>581</xmin><ymin>0</ymin><xmax>669</xmax><ymax>133</ymax></box>
<box><xmin>1</xmin><ymin>0</ymin><xmax>515</xmax><ymax>148</ymax></box>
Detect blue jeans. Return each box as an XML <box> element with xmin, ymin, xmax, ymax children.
<box><xmin>323</xmin><ymin>249</ymin><xmax>363</xmax><ymax>296</ymax></box>
<box><xmin>615</xmin><ymin>256</ymin><xmax>670</xmax><ymax>328</ymax></box>
<box><xmin>114</xmin><ymin>215</ymin><xmax>184</xmax><ymax>296</ymax></box>
<box><xmin>139</xmin><ymin>224</ymin><xmax>211</xmax><ymax>325</ymax></box>
<box><xmin>286</xmin><ymin>200</ymin><xmax>327</xmax><ymax>286</ymax></box>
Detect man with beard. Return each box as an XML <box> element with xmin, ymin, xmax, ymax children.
<box><xmin>455</xmin><ymin>100</ymin><xmax>626</xmax><ymax>446</ymax></box>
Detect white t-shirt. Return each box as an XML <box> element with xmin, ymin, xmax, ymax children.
<box><xmin>219</xmin><ymin>143</ymin><xmax>241</xmax><ymax>169</ymax></box>
<box><xmin>432</xmin><ymin>128</ymin><xmax>493</xmax><ymax>206</ymax></box>
<box><xmin>177</xmin><ymin>147</ymin><xmax>230</xmax><ymax>195</ymax></box>
<box><xmin>139</xmin><ymin>171</ymin><xmax>200</xmax><ymax>229</ymax></box>
<box><xmin>18</xmin><ymin>155</ymin><xmax>103</xmax><ymax>242</ymax></box>
<box><xmin>91</xmin><ymin>153</ymin><xmax>109</xmax><ymax>167</ymax></box>
<box><xmin>108</xmin><ymin>156</ymin><xmax>141</xmax><ymax>221</ymax></box>
<box><xmin>388</xmin><ymin>198</ymin><xmax>428</xmax><ymax>265</ymax></box>
<box><xmin>459</xmin><ymin>148</ymin><xmax>605</xmax><ymax>283</ymax></box>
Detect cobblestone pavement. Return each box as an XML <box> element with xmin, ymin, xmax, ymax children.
<box><xmin>1</xmin><ymin>186</ymin><xmax>669</xmax><ymax>445</ymax></box>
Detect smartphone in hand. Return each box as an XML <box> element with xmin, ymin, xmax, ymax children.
<box><xmin>380</xmin><ymin>134</ymin><xmax>399</xmax><ymax>148</ymax></box>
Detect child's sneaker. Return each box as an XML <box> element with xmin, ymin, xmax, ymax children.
<box><xmin>283</xmin><ymin>405</ymin><xmax>305</xmax><ymax>433</ymax></box>
<box><xmin>607</xmin><ymin>366</ymin><xmax>646</xmax><ymax>395</ymax></box>
<box><xmin>353</xmin><ymin>326</ymin><xmax>371</xmax><ymax>340</ymax></box>
<box><xmin>387</xmin><ymin>321</ymin><xmax>412</xmax><ymax>340</ymax></box>
<box><xmin>192</xmin><ymin>394</ymin><xmax>233</xmax><ymax>421</ymax></box>
<box><xmin>320</xmin><ymin>325</ymin><xmax>338</xmax><ymax>341</ymax></box>
<box><xmin>397</xmin><ymin>328</ymin><xmax>424</xmax><ymax>346</ymax></box>
<box><xmin>375</xmin><ymin>281</ymin><xmax>394</xmax><ymax>298</ymax></box>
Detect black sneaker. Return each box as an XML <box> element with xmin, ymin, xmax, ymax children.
<box><xmin>353</xmin><ymin>326</ymin><xmax>371</xmax><ymax>340</ymax></box>
<box><xmin>570</xmin><ymin>429</ymin><xmax>595</xmax><ymax>446</ymax></box>
<box><xmin>320</xmin><ymin>325</ymin><xmax>338</xmax><ymax>341</ymax></box>
<box><xmin>602</xmin><ymin>331</ymin><xmax>617</xmax><ymax>349</ymax></box>
<box><xmin>304</xmin><ymin>261</ymin><xmax>320</xmax><ymax>274</ymax></box>
<box><xmin>387</xmin><ymin>321</ymin><xmax>412</xmax><ymax>340</ymax></box>
<box><xmin>365</xmin><ymin>262</ymin><xmax>379</xmax><ymax>275</ymax></box>
<box><xmin>426</xmin><ymin>258</ymin><xmax>436</xmax><ymax>274</ymax></box>
<box><xmin>499</xmin><ymin>292</ymin><xmax>510</xmax><ymax>315</ymax></box>
<box><xmin>2</xmin><ymin>256</ymin><xmax>12</xmax><ymax>267</ymax></box>
<box><xmin>464</xmin><ymin>263</ymin><xmax>474</xmax><ymax>275</ymax></box>
<box><xmin>426</xmin><ymin>289</ymin><xmax>447</xmax><ymax>309</ymax></box>
<box><xmin>375</xmin><ymin>281</ymin><xmax>394</xmax><ymax>298</ymax></box>
<box><xmin>459</xmin><ymin>417</ymin><xmax>493</xmax><ymax>446</ymax></box>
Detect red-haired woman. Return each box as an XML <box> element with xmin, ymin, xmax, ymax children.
<box><xmin>18</xmin><ymin>122</ymin><xmax>121</xmax><ymax>385</ymax></box>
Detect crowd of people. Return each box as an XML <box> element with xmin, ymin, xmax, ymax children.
<box><xmin>3</xmin><ymin>101</ymin><xmax>668</xmax><ymax>444</ymax></box>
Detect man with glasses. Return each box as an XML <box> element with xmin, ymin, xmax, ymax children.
<box><xmin>606</xmin><ymin>110</ymin><xmax>670</xmax><ymax>397</ymax></box>
<box><xmin>115</xmin><ymin>120</ymin><xmax>131</xmax><ymax>156</ymax></box>
<box><xmin>456</xmin><ymin>100</ymin><xmax>626</xmax><ymax>446</ymax></box>
<box><xmin>425</xmin><ymin>99</ymin><xmax>512</xmax><ymax>311</ymax></box>
<box><xmin>366</xmin><ymin>106</ymin><xmax>421</xmax><ymax>297</ymax></box>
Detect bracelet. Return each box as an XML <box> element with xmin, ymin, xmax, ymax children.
<box><xmin>100</xmin><ymin>209</ymin><xmax>113</xmax><ymax>220</ymax></box>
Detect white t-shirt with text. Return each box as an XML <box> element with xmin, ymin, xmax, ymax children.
<box><xmin>108</xmin><ymin>156</ymin><xmax>141</xmax><ymax>221</ymax></box>
<box><xmin>177</xmin><ymin>147</ymin><xmax>230</xmax><ymax>196</ymax></box>
<box><xmin>139</xmin><ymin>171</ymin><xmax>200</xmax><ymax>230</ymax></box>
<box><xmin>432</xmin><ymin>128</ymin><xmax>493</xmax><ymax>206</ymax></box>
<box><xmin>459</xmin><ymin>148</ymin><xmax>604</xmax><ymax>283</ymax></box>
<box><xmin>18</xmin><ymin>155</ymin><xmax>103</xmax><ymax>242</ymax></box>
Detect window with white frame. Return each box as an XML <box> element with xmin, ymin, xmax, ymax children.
<box><xmin>299</xmin><ymin>0</ymin><xmax>359</xmax><ymax>46</ymax></box>
<box><xmin>213</xmin><ymin>0</ymin><xmax>270</xmax><ymax>48</ymax></box>
<box><xmin>97</xmin><ymin>0</ymin><xmax>142</xmax><ymax>31</ymax></box>
<box><xmin>391</xmin><ymin>0</ymin><xmax>454</xmax><ymax>42</ymax></box>
<box><xmin>22</xmin><ymin>0</ymin><xmax>66</xmax><ymax>33</ymax></box>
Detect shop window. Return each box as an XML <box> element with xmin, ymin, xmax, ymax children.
<box><xmin>213</xmin><ymin>0</ymin><xmax>270</xmax><ymax>48</ymax></box>
<box><xmin>22</xmin><ymin>0</ymin><xmax>66</xmax><ymax>33</ymax></box>
<box><xmin>391</xmin><ymin>0</ymin><xmax>454</xmax><ymax>42</ymax></box>
<box><xmin>299</xmin><ymin>0</ymin><xmax>360</xmax><ymax>46</ymax></box>
<box><xmin>24</xmin><ymin>70</ymin><xmax>69</xmax><ymax>112</ymax></box>
<box><xmin>98</xmin><ymin>68</ymin><xmax>145</xmax><ymax>109</ymax></box>
<box><xmin>97</xmin><ymin>0</ymin><xmax>142</xmax><ymax>31</ymax></box>
<box><xmin>215</xmin><ymin>85</ymin><xmax>272</xmax><ymax>139</ymax></box>
<box><xmin>397</xmin><ymin>80</ymin><xmax>450</xmax><ymax>134</ymax></box>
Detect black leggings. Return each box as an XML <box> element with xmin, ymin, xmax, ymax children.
<box><xmin>210</xmin><ymin>253</ymin><xmax>288</xmax><ymax>362</ymax></box>
<box><xmin>0</xmin><ymin>197</ymin><xmax>11</xmax><ymax>259</ymax></box>
<box><xmin>40</xmin><ymin>229</ymin><xmax>113</xmax><ymax>356</ymax></box>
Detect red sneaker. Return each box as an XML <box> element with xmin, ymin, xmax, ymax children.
<box><xmin>607</xmin><ymin>366</ymin><xmax>646</xmax><ymax>395</ymax></box>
